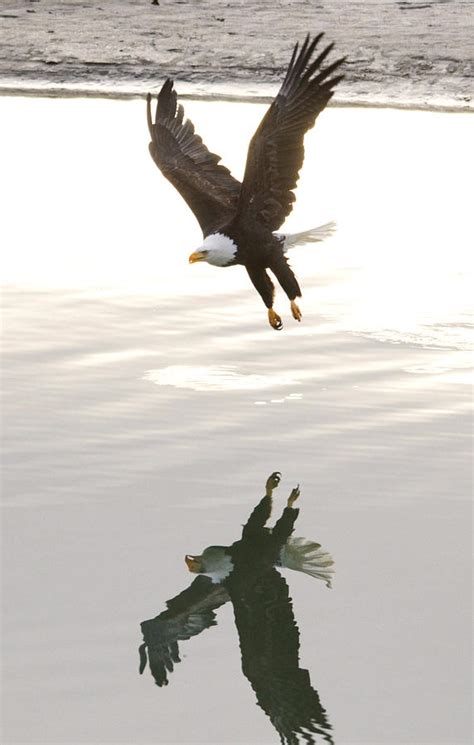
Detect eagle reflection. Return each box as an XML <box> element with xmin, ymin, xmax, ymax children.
<box><xmin>139</xmin><ymin>473</ymin><xmax>335</xmax><ymax>744</ymax></box>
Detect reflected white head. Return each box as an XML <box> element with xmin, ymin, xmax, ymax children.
<box><xmin>185</xmin><ymin>546</ymin><xmax>234</xmax><ymax>583</ymax></box>
<box><xmin>188</xmin><ymin>232</ymin><xmax>237</xmax><ymax>267</ymax></box>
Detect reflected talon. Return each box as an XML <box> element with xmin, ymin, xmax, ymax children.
<box><xmin>268</xmin><ymin>309</ymin><xmax>283</xmax><ymax>330</ymax></box>
<box><xmin>288</xmin><ymin>485</ymin><xmax>300</xmax><ymax>508</ymax></box>
<box><xmin>265</xmin><ymin>471</ymin><xmax>282</xmax><ymax>496</ymax></box>
<box><xmin>291</xmin><ymin>301</ymin><xmax>302</xmax><ymax>322</ymax></box>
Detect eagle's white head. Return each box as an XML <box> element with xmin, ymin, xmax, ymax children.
<box><xmin>189</xmin><ymin>232</ymin><xmax>237</xmax><ymax>267</ymax></box>
<box><xmin>185</xmin><ymin>546</ymin><xmax>234</xmax><ymax>583</ymax></box>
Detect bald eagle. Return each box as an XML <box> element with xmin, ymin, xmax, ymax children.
<box><xmin>146</xmin><ymin>34</ymin><xmax>344</xmax><ymax>329</ymax></box>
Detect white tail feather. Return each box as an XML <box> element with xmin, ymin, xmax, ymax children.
<box><xmin>279</xmin><ymin>536</ymin><xmax>335</xmax><ymax>588</ymax></box>
<box><xmin>276</xmin><ymin>221</ymin><xmax>337</xmax><ymax>252</ymax></box>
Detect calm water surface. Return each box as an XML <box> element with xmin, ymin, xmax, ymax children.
<box><xmin>1</xmin><ymin>97</ymin><xmax>472</xmax><ymax>744</ymax></box>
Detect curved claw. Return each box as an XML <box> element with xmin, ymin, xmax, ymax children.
<box><xmin>291</xmin><ymin>300</ymin><xmax>302</xmax><ymax>322</ymax></box>
<box><xmin>287</xmin><ymin>484</ymin><xmax>301</xmax><ymax>508</ymax></box>
<box><xmin>265</xmin><ymin>471</ymin><xmax>282</xmax><ymax>495</ymax></box>
<box><xmin>268</xmin><ymin>308</ymin><xmax>283</xmax><ymax>330</ymax></box>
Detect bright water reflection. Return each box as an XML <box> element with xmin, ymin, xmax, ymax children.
<box><xmin>1</xmin><ymin>97</ymin><xmax>472</xmax><ymax>362</ymax></box>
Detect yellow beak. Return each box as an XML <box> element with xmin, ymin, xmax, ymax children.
<box><xmin>185</xmin><ymin>554</ymin><xmax>202</xmax><ymax>572</ymax></box>
<box><xmin>189</xmin><ymin>251</ymin><xmax>206</xmax><ymax>264</ymax></box>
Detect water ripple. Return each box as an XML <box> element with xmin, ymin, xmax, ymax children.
<box><xmin>144</xmin><ymin>365</ymin><xmax>300</xmax><ymax>392</ymax></box>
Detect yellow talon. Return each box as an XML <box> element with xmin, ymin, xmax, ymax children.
<box><xmin>268</xmin><ymin>308</ymin><xmax>283</xmax><ymax>330</ymax></box>
<box><xmin>265</xmin><ymin>471</ymin><xmax>281</xmax><ymax>496</ymax></box>
<box><xmin>291</xmin><ymin>300</ymin><xmax>302</xmax><ymax>322</ymax></box>
<box><xmin>287</xmin><ymin>485</ymin><xmax>300</xmax><ymax>508</ymax></box>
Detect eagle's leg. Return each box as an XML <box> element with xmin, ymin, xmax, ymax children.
<box><xmin>246</xmin><ymin>266</ymin><xmax>282</xmax><ymax>330</ymax></box>
<box><xmin>269</xmin><ymin>255</ymin><xmax>302</xmax><ymax>323</ymax></box>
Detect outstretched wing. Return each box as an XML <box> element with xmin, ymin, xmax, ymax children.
<box><xmin>139</xmin><ymin>575</ymin><xmax>229</xmax><ymax>686</ymax></box>
<box><xmin>231</xmin><ymin>568</ymin><xmax>333</xmax><ymax>744</ymax></box>
<box><xmin>238</xmin><ymin>34</ymin><xmax>345</xmax><ymax>231</ymax></box>
<box><xmin>147</xmin><ymin>81</ymin><xmax>241</xmax><ymax>236</ymax></box>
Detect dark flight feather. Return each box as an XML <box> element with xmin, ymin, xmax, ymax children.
<box><xmin>147</xmin><ymin>81</ymin><xmax>241</xmax><ymax>236</ymax></box>
<box><xmin>237</xmin><ymin>34</ymin><xmax>345</xmax><ymax>231</ymax></box>
<box><xmin>139</xmin><ymin>575</ymin><xmax>229</xmax><ymax>686</ymax></box>
<box><xmin>229</xmin><ymin>567</ymin><xmax>333</xmax><ymax>745</ymax></box>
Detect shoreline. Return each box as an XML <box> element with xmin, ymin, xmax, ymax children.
<box><xmin>1</xmin><ymin>0</ymin><xmax>472</xmax><ymax>111</ymax></box>
<box><xmin>1</xmin><ymin>83</ymin><xmax>472</xmax><ymax>114</ymax></box>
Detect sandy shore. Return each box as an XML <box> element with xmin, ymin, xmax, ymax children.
<box><xmin>0</xmin><ymin>0</ymin><xmax>472</xmax><ymax>109</ymax></box>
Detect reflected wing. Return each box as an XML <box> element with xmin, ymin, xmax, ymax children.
<box><xmin>147</xmin><ymin>81</ymin><xmax>241</xmax><ymax>235</ymax></box>
<box><xmin>238</xmin><ymin>34</ymin><xmax>344</xmax><ymax>231</ymax></box>
<box><xmin>139</xmin><ymin>575</ymin><xmax>229</xmax><ymax>686</ymax></box>
<box><xmin>231</xmin><ymin>568</ymin><xmax>333</xmax><ymax>744</ymax></box>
